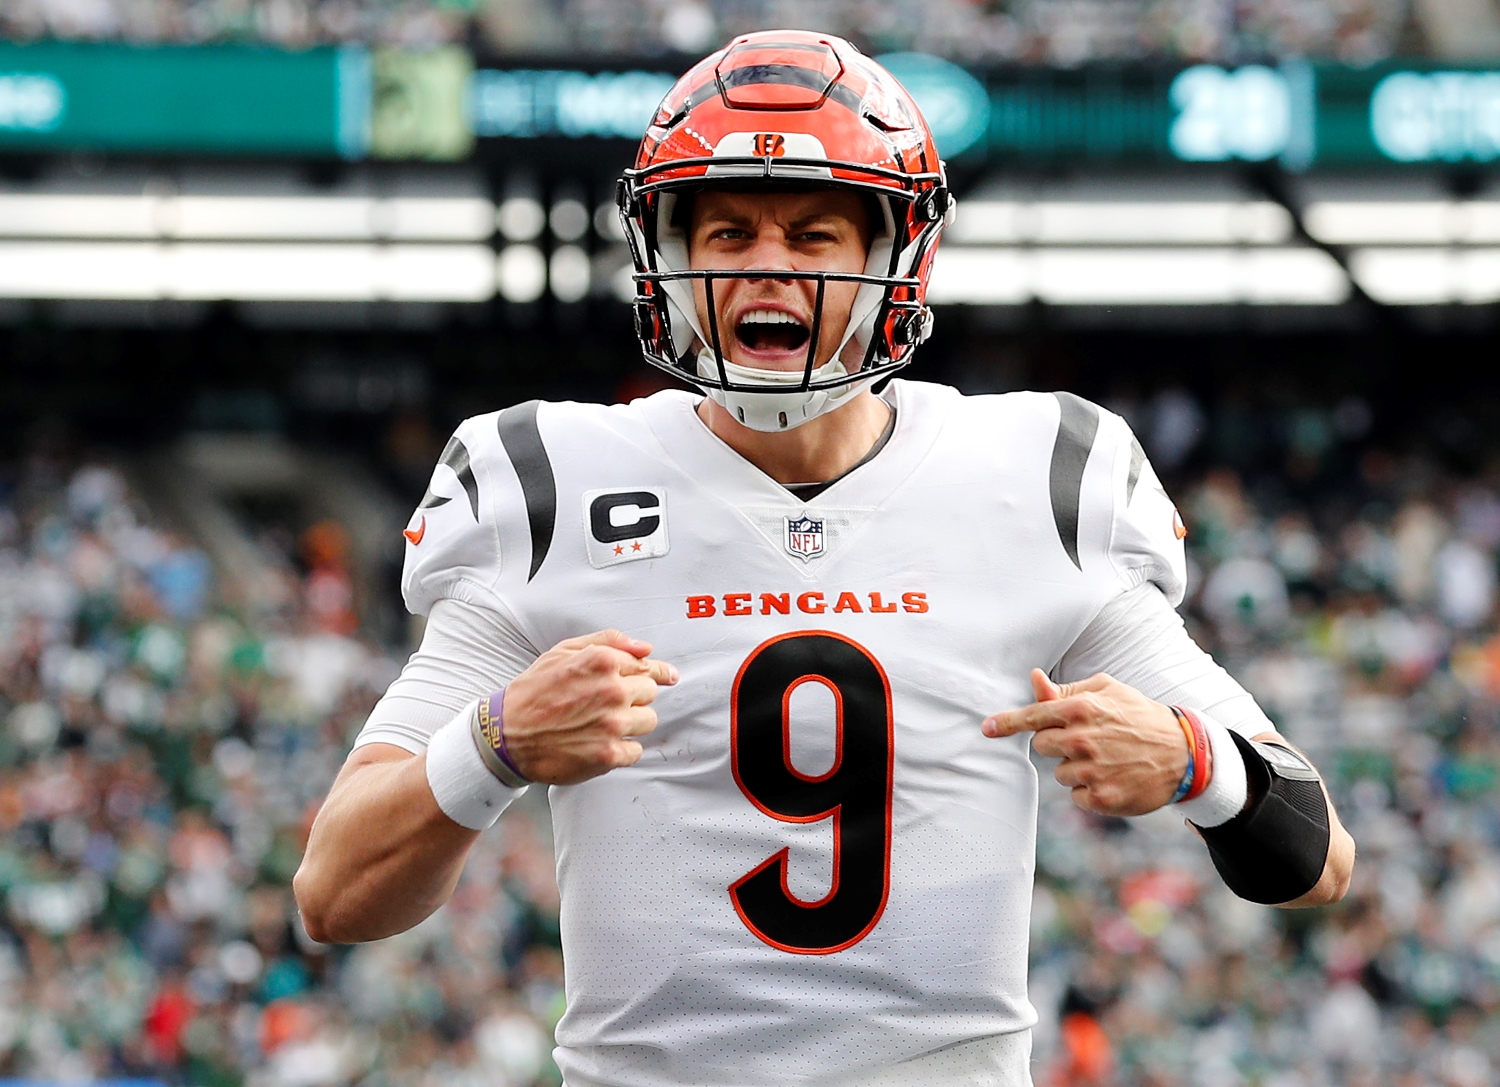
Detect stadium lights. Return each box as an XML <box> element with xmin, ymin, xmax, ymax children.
<box><xmin>594</xmin><ymin>203</ymin><xmax>627</xmax><ymax>242</ymax></box>
<box><xmin>928</xmin><ymin>247</ymin><xmax>1350</xmax><ymax>305</ymax></box>
<box><xmin>0</xmin><ymin>194</ymin><xmax>496</xmax><ymax>241</ymax></box>
<box><xmin>548</xmin><ymin>245</ymin><xmax>591</xmax><ymax>303</ymax></box>
<box><xmin>1304</xmin><ymin>201</ymin><xmax>1500</xmax><ymax>245</ymax></box>
<box><xmin>496</xmin><ymin>196</ymin><xmax>546</xmax><ymax>242</ymax></box>
<box><xmin>0</xmin><ymin>242</ymin><xmax>497</xmax><ymax>301</ymax></box>
<box><xmin>378</xmin><ymin>199</ymin><xmax>495</xmax><ymax>241</ymax></box>
<box><xmin>0</xmin><ymin>195</ymin><xmax>158</xmax><ymax>238</ymax></box>
<box><xmin>610</xmin><ymin>261</ymin><xmax>637</xmax><ymax>303</ymax></box>
<box><xmin>549</xmin><ymin>199</ymin><xmax>592</xmax><ymax>243</ymax></box>
<box><xmin>946</xmin><ymin>201</ymin><xmax>1294</xmax><ymax>245</ymax></box>
<box><xmin>1349</xmin><ymin>248</ymin><xmax>1500</xmax><ymax>304</ymax></box>
<box><xmin>496</xmin><ymin>244</ymin><xmax>547</xmax><ymax>302</ymax></box>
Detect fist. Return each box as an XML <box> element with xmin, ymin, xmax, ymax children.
<box><xmin>982</xmin><ymin>669</ymin><xmax>1188</xmax><ymax>816</ymax></box>
<box><xmin>501</xmin><ymin>630</ymin><xmax>679</xmax><ymax>785</ymax></box>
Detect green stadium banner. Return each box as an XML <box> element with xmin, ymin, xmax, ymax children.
<box><xmin>462</xmin><ymin>60</ymin><xmax>1298</xmax><ymax>166</ymax></box>
<box><xmin>1314</xmin><ymin>62</ymin><xmax>1500</xmax><ymax>165</ymax></box>
<box><xmin>0</xmin><ymin>42</ymin><xmax>1497</xmax><ymax>168</ymax></box>
<box><xmin>371</xmin><ymin>47</ymin><xmax>473</xmax><ymax>161</ymax></box>
<box><xmin>0</xmin><ymin>41</ymin><xmax>371</xmax><ymax>158</ymax></box>
<box><xmin>879</xmin><ymin>60</ymin><xmax>1500</xmax><ymax>167</ymax></box>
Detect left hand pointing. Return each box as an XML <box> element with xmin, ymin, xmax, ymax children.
<box><xmin>983</xmin><ymin>669</ymin><xmax>1191</xmax><ymax>817</ymax></box>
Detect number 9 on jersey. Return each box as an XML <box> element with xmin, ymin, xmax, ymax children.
<box><xmin>729</xmin><ymin>631</ymin><xmax>894</xmax><ymax>955</ymax></box>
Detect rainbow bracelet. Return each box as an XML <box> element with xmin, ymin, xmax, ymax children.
<box><xmin>1171</xmin><ymin>705</ymin><xmax>1212</xmax><ymax>803</ymax></box>
<box><xmin>1170</xmin><ymin>712</ymin><xmax>1196</xmax><ymax>804</ymax></box>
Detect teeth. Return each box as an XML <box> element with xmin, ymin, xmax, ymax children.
<box><xmin>739</xmin><ymin>309</ymin><xmax>803</xmax><ymax>326</ymax></box>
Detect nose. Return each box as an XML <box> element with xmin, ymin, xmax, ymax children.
<box><xmin>743</xmin><ymin>228</ymin><xmax>795</xmax><ymax>282</ymax></box>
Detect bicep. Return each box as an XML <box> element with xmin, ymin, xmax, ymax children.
<box><xmin>1057</xmin><ymin>582</ymin><xmax>1275</xmax><ymax>739</ymax></box>
<box><xmin>344</xmin><ymin>741</ymin><xmax>416</xmax><ymax>771</ymax></box>
<box><xmin>324</xmin><ymin>740</ymin><xmax>414</xmax><ymax>789</ymax></box>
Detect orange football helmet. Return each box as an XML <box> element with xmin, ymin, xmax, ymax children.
<box><xmin>618</xmin><ymin>30</ymin><xmax>954</xmax><ymax>431</ymax></box>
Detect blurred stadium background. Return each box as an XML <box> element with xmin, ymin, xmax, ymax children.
<box><xmin>4</xmin><ymin>3</ymin><xmax>1500</xmax><ymax>1086</ymax></box>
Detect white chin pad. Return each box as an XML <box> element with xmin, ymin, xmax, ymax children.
<box><xmin>697</xmin><ymin>349</ymin><xmax>877</xmax><ymax>432</ymax></box>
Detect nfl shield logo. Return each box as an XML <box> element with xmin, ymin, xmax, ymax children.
<box><xmin>784</xmin><ymin>514</ymin><xmax>825</xmax><ymax>562</ymax></box>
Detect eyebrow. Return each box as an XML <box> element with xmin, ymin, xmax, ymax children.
<box><xmin>695</xmin><ymin>210</ymin><xmax>851</xmax><ymax>233</ymax></box>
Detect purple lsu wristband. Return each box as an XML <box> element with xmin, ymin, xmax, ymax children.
<box><xmin>470</xmin><ymin>688</ymin><xmax>531</xmax><ymax>788</ymax></box>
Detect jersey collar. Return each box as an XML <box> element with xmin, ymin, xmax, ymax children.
<box><xmin>638</xmin><ymin>380</ymin><xmax>951</xmax><ymax>512</ymax></box>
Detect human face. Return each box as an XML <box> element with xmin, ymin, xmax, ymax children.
<box><xmin>686</xmin><ymin>188</ymin><xmax>871</xmax><ymax>373</ymax></box>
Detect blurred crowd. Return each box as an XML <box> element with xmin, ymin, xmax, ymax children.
<box><xmin>1033</xmin><ymin>390</ymin><xmax>1500</xmax><ymax>1087</ymax></box>
<box><xmin>8</xmin><ymin>385</ymin><xmax>1500</xmax><ymax>1087</ymax></box>
<box><xmin>0</xmin><ymin>455</ymin><xmax>564</xmax><ymax>1086</ymax></box>
<box><xmin>2</xmin><ymin>0</ymin><xmax>1413</xmax><ymax>71</ymax></box>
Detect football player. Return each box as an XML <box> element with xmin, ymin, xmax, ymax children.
<box><xmin>295</xmin><ymin>31</ymin><xmax>1354</xmax><ymax>1087</ymax></box>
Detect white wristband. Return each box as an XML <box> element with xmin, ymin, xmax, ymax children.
<box><xmin>1176</xmin><ymin>712</ymin><xmax>1247</xmax><ymax>828</ymax></box>
<box><xmin>425</xmin><ymin>700</ymin><xmax>526</xmax><ymax>831</ymax></box>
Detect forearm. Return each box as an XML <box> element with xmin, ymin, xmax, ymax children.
<box><xmin>1249</xmin><ymin>731</ymin><xmax>1355</xmax><ymax>908</ymax></box>
<box><xmin>1278</xmin><ymin>817</ymin><xmax>1355</xmax><ymax>907</ymax></box>
<box><xmin>295</xmin><ymin>603</ymin><xmax>674</xmax><ymax>941</ymax></box>
<box><xmin>1058</xmin><ymin>584</ymin><xmax>1354</xmax><ymax>906</ymax></box>
<box><xmin>294</xmin><ymin>746</ymin><xmax>479</xmax><ymax>943</ymax></box>
<box><xmin>296</xmin><ymin>598</ymin><xmax>540</xmax><ymax>943</ymax></box>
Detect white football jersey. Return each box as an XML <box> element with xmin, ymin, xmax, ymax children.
<box><xmin>399</xmin><ymin>380</ymin><xmax>1186</xmax><ymax>1087</ymax></box>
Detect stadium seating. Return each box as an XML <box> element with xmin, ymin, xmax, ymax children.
<box><xmin>0</xmin><ymin>461</ymin><xmax>561</xmax><ymax>1086</ymax></box>
<box><xmin>0</xmin><ymin>0</ymin><xmax>1416</xmax><ymax>68</ymax></box>
<box><xmin>3</xmin><ymin>390</ymin><xmax>1499</xmax><ymax>1083</ymax></box>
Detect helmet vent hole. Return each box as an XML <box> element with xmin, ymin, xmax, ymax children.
<box><xmin>862</xmin><ymin>110</ymin><xmax>907</xmax><ymax>134</ymax></box>
<box><xmin>737</xmin><ymin>406</ymin><xmax>745</xmax><ymax>423</ymax></box>
<box><xmin>779</xmin><ymin>411</ymin><xmax>788</xmax><ymax>428</ymax></box>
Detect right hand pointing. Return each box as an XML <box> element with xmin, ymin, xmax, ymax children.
<box><xmin>500</xmin><ymin>630</ymin><xmax>679</xmax><ymax>785</ymax></box>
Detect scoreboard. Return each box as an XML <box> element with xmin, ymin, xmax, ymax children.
<box><xmin>465</xmin><ymin>55</ymin><xmax>1500</xmax><ymax>169</ymax></box>
<box><xmin>0</xmin><ymin>40</ymin><xmax>1497</xmax><ymax>170</ymax></box>
<box><xmin>832</xmin><ymin>57</ymin><xmax>1500</xmax><ymax>168</ymax></box>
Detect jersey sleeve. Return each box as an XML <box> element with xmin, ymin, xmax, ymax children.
<box><xmin>354</xmin><ymin>597</ymin><xmax>539</xmax><ymax>753</ymax></box>
<box><xmin>400</xmin><ymin>414</ymin><xmax>506</xmax><ymax>617</ymax></box>
<box><xmin>1056</xmin><ymin>583</ymin><xmax>1274</xmax><ymax>738</ymax></box>
<box><xmin>1098</xmin><ymin>410</ymin><xmax>1189</xmax><ymax>607</ymax></box>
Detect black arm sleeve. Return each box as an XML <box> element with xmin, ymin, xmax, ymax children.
<box><xmin>1195</xmin><ymin>732</ymin><xmax>1331</xmax><ymax>905</ymax></box>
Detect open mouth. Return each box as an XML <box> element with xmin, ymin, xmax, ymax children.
<box><xmin>734</xmin><ymin>308</ymin><xmax>811</xmax><ymax>356</ymax></box>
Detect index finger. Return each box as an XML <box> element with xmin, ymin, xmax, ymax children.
<box><xmin>618</xmin><ymin>655</ymin><xmax>680</xmax><ymax>686</ymax></box>
<box><xmin>981</xmin><ymin>701</ymin><xmax>1075</xmax><ymax>738</ymax></box>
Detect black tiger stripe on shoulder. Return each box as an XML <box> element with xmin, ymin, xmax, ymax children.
<box><xmin>496</xmin><ymin>400</ymin><xmax>556</xmax><ymax>583</ymax></box>
<box><xmin>419</xmin><ymin>434</ymin><xmax>480</xmax><ymax>520</ymax></box>
<box><xmin>1048</xmin><ymin>392</ymin><xmax>1101</xmax><ymax>571</ymax></box>
<box><xmin>1126</xmin><ymin>437</ymin><xmax>1148</xmax><ymax>505</ymax></box>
